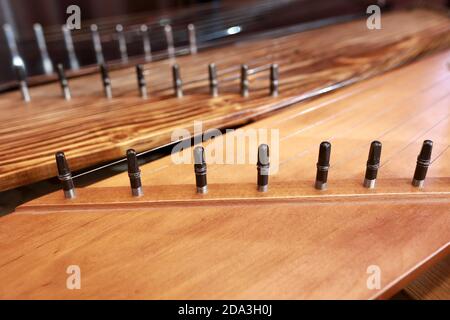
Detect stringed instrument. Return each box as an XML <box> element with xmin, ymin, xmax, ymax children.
<box><xmin>0</xmin><ymin>4</ymin><xmax>449</xmax><ymax>299</ymax></box>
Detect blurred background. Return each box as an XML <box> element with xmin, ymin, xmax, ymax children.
<box><xmin>0</xmin><ymin>0</ymin><xmax>448</xmax><ymax>89</ymax></box>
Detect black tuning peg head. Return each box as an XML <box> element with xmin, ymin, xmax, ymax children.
<box><xmin>194</xmin><ymin>146</ymin><xmax>207</xmax><ymax>194</ymax></box>
<box><xmin>364</xmin><ymin>141</ymin><xmax>382</xmax><ymax>188</ymax></box>
<box><xmin>55</xmin><ymin>151</ymin><xmax>76</xmax><ymax>199</ymax></box>
<box><xmin>412</xmin><ymin>140</ymin><xmax>433</xmax><ymax>188</ymax></box>
<box><xmin>315</xmin><ymin>141</ymin><xmax>331</xmax><ymax>190</ymax></box>
<box><xmin>257</xmin><ymin>144</ymin><xmax>270</xmax><ymax>192</ymax></box>
<box><xmin>127</xmin><ymin>149</ymin><xmax>143</xmax><ymax>197</ymax></box>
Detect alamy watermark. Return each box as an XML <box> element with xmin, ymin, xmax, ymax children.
<box><xmin>366</xmin><ymin>5</ymin><xmax>382</xmax><ymax>30</ymax></box>
<box><xmin>66</xmin><ymin>265</ymin><xmax>81</xmax><ymax>290</ymax></box>
<box><xmin>66</xmin><ymin>5</ymin><xmax>81</xmax><ymax>30</ymax></box>
<box><xmin>171</xmin><ymin>121</ymin><xmax>280</xmax><ymax>174</ymax></box>
<box><xmin>366</xmin><ymin>265</ymin><xmax>381</xmax><ymax>290</ymax></box>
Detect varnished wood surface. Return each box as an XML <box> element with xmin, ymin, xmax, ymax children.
<box><xmin>0</xmin><ymin>9</ymin><xmax>449</xmax><ymax>191</ymax></box>
<box><xmin>1</xmin><ymin>48</ymin><xmax>449</xmax><ymax>299</ymax></box>
<box><xmin>92</xmin><ymin>50</ymin><xmax>450</xmax><ymax>188</ymax></box>
<box><xmin>0</xmin><ymin>200</ymin><xmax>448</xmax><ymax>299</ymax></box>
<box><xmin>16</xmin><ymin>178</ymin><xmax>450</xmax><ymax>213</ymax></box>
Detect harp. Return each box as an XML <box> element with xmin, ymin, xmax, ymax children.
<box><xmin>0</xmin><ymin>2</ymin><xmax>449</xmax><ymax>299</ymax></box>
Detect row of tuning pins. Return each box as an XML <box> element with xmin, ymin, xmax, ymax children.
<box><xmin>15</xmin><ymin>61</ymin><xmax>280</xmax><ymax>102</ymax></box>
<box><xmin>5</xmin><ymin>22</ymin><xmax>200</xmax><ymax>102</ymax></box>
<box><xmin>56</xmin><ymin>140</ymin><xmax>434</xmax><ymax>199</ymax></box>
<box><xmin>193</xmin><ymin>140</ymin><xmax>434</xmax><ymax>193</ymax></box>
<box><xmin>136</xmin><ymin>62</ymin><xmax>279</xmax><ymax>99</ymax></box>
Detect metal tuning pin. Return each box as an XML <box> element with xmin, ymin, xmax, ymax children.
<box><xmin>412</xmin><ymin>140</ymin><xmax>433</xmax><ymax>188</ymax></box>
<box><xmin>315</xmin><ymin>141</ymin><xmax>331</xmax><ymax>190</ymax></box>
<box><xmin>14</xmin><ymin>65</ymin><xmax>30</xmax><ymax>102</ymax></box>
<box><xmin>61</xmin><ymin>24</ymin><xmax>80</xmax><ymax>70</ymax></box>
<box><xmin>208</xmin><ymin>63</ymin><xmax>218</xmax><ymax>97</ymax></box>
<box><xmin>127</xmin><ymin>149</ymin><xmax>143</xmax><ymax>197</ymax></box>
<box><xmin>90</xmin><ymin>24</ymin><xmax>105</xmax><ymax>65</ymax></box>
<box><xmin>363</xmin><ymin>141</ymin><xmax>382</xmax><ymax>189</ymax></box>
<box><xmin>55</xmin><ymin>151</ymin><xmax>76</xmax><ymax>199</ymax></box>
<box><xmin>116</xmin><ymin>24</ymin><xmax>128</xmax><ymax>64</ymax></box>
<box><xmin>100</xmin><ymin>63</ymin><xmax>112</xmax><ymax>99</ymax></box>
<box><xmin>257</xmin><ymin>144</ymin><xmax>270</xmax><ymax>192</ymax></box>
<box><xmin>140</xmin><ymin>24</ymin><xmax>152</xmax><ymax>62</ymax></box>
<box><xmin>172</xmin><ymin>64</ymin><xmax>183</xmax><ymax>98</ymax></box>
<box><xmin>194</xmin><ymin>146</ymin><xmax>207</xmax><ymax>194</ymax></box>
<box><xmin>240</xmin><ymin>64</ymin><xmax>249</xmax><ymax>97</ymax></box>
<box><xmin>33</xmin><ymin>23</ymin><xmax>53</xmax><ymax>74</ymax></box>
<box><xmin>56</xmin><ymin>64</ymin><xmax>71</xmax><ymax>101</ymax></box>
<box><xmin>136</xmin><ymin>64</ymin><xmax>148</xmax><ymax>99</ymax></box>
<box><xmin>188</xmin><ymin>23</ymin><xmax>197</xmax><ymax>54</ymax></box>
<box><xmin>270</xmin><ymin>64</ymin><xmax>279</xmax><ymax>97</ymax></box>
<box><xmin>164</xmin><ymin>24</ymin><xmax>175</xmax><ymax>59</ymax></box>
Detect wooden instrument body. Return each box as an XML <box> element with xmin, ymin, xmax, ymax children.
<box><xmin>1</xmin><ymin>9</ymin><xmax>450</xmax><ymax>191</ymax></box>
<box><xmin>1</xmin><ymin>41</ymin><xmax>449</xmax><ymax>298</ymax></box>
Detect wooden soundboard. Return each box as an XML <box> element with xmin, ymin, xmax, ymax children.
<box><xmin>1</xmin><ymin>9</ymin><xmax>449</xmax><ymax>192</ymax></box>
<box><xmin>1</xmin><ymin>48</ymin><xmax>449</xmax><ymax>299</ymax></box>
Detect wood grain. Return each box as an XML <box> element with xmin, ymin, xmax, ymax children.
<box><xmin>0</xmin><ymin>9</ymin><xmax>449</xmax><ymax>191</ymax></box>
<box><xmin>16</xmin><ymin>178</ymin><xmax>450</xmax><ymax>213</ymax></box>
<box><xmin>92</xmin><ymin>50</ymin><xmax>450</xmax><ymax>188</ymax></box>
<box><xmin>1</xmin><ymin>46</ymin><xmax>449</xmax><ymax>299</ymax></box>
<box><xmin>0</xmin><ymin>200</ymin><xmax>448</xmax><ymax>299</ymax></box>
